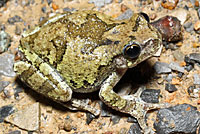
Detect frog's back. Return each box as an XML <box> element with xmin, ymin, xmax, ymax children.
<box><xmin>20</xmin><ymin>11</ymin><xmax>123</xmax><ymax>93</ymax></box>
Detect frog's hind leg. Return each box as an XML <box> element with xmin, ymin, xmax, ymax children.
<box><xmin>99</xmin><ymin>71</ymin><xmax>167</xmax><ymax>134</ymax></box>
<box><xmin>14</xmin><ymin>51</ymin><xmax>100</xmax><ymax>116</ymax></box>
<box><xmin>14</xmin><ymin>60</ymin><xmax>72</xmax><ymax>102</ymax></box>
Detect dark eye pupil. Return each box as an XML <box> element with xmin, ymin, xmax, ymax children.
<box><xmin>123</xmin><ymin>44</ymin><xmax>141</xmax><ymax>59</ymax></box>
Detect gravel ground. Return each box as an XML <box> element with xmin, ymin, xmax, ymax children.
<box><xmin>0</xmin><ymin>0</ymin><xmax>200</xmax><ymax>134</ymax></box>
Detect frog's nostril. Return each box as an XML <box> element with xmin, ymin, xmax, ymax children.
<box><xmin>123</xmin><ymin>42</ymin><xmax>141</xmax><ymax>59</ymax></box>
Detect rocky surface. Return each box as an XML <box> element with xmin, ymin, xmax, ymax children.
<box><xmin>154</xmin><ymin>104</ymin><xmax>200</xmax><ymax>134</ymax></box>
<box><xmin>0</xmin><ymin>0</ymin><xmax>200</xmax><ymax>133</ymax></box>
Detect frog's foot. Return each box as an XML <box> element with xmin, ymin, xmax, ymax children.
<box><xmin>128</xmin><ymin>86</ymin><xmax>169</xmax><ymax>110</ymax></box>
<box><xmin>62</xmin><ymin>98</ymin><xmax>100</xmax><ymax>116</ymax></box>
<box><xmin>99</xmin><ymin>72</ymin><xmax>169</xmax><ymax>133</ymax></box>
<box><xmin>122</xmin><ymin>87</ymin><xmax>171</xmax><ymax>134</ymax></box>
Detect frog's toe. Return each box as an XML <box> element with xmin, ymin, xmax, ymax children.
<box><xmin>63</xmin><ymin>98</ymin><xmax>100</xmax><ymax>116</ymax></box>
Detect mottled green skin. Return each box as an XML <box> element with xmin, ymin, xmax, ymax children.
<box><xmin>14</xmin><ymin>11</ymin><xmax>163</xmax><ymax>133</ymax></box>
<box><xmin>14</xmin><ymin>10</ymin><xmax>161</xmax><ymax>102</ymax></box>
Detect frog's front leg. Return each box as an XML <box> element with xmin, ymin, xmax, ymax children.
<box><xmin>99</xmin><ymin>71</ymin><xmax>166</xmax><ymax>134</ymax></box>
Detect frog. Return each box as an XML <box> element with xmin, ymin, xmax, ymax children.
<box><xmin>14</xmin><ymin>10</ymin><xmax>163</xmax><ymax>133</ymax></box>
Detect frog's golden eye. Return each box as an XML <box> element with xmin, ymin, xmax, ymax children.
<box><xmin>140</xmin><ymin>12</ymin><xmax>149</xmax><ymax>22</ymax></box>
<box><xmin>123</xmin><ymin>42</ymin><xmax>141</xmax><ymax>59</ymax></box>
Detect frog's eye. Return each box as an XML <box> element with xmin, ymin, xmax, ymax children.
<box><xmin>123</xmin><ymin>42</ymin><xmax>141</xmax><ymax>59</ymax></box>
<box><xmin>140</xmin><ymin>12</ymin><xmax>149</xmax><ymax>23</ymax></box>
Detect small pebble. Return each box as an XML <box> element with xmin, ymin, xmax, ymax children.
<box><xmin>185</xmin><ymin>53</ymin><xmax>200</xmax><ymax>64</ymax></box>
<box><xmin>14</xmin><ymin>86</ymin><xmax>23</xmax><ymax>99</ymax></box>
<box><xmin>154</xmin><ymin>61</ymin><xmax>172</xmax><ymax>74</ymax></box>
<box><xmin>187</xmin><ymin>85</ymin><xmax>199</xmax><ymax>98</ymax></box>
<box><xmin>194</xmin><ymin>20</ymin><xmax>200</xmax><ymax>32</ymax></box>
<box><xmin>8</xmin><ymin>130</ymin><xmax>21</xmax><ymax>134</ymax></box>
<box><xmin>111</xmin><ymin>114</ymin><xmax>121</xmax><ymax>125</ymax></box>
<box><xmin>184</xmin><ymin>64</ymin><xmax>194</xmax><ymax>72</ymax></box>
<box><xmin>127</xmin><ymin>117</ymin><xmax>138</xmax><ymax>123</ymax></box>
<box><xmin>22</xmin><ymin>0</ymin><xmax>35</xmax><ymax>6</ymax></box>
<box><xmin>116</xmin><ymin>9</ymin><xmax>133</xmax><ymax>20</ymax></box>
<box><xmin>0</xmin><ymin>24</ymin><xmax>5</xmax><ymax>31</ymax></box>
<box><xmin>86</xmin><ymin>112</ymin><xmax>95</xmax><ymax>125</ymax></box>
<box><xmin>183</xmin><ymin>5</ymin><xmax>189</xmax><ymax>10</ymax></box>
<box><xmin>15</xmin><ymin>25</ymin><xmax>21</xmax><ymax>35</ymax></box>
<box><xmin>141</xmin><ymin>89</ymin><xmax>160</xmax><ymax>103</ymax></box>
<box><xmin>0</xmin><ymin>53</ymin><xmax>15</xmax><ymax>77</ymax></box>
<box><xmin>0</xmin><ymin>81</ymin><xmax>9</xmax><ymax>93</ymax></box>
<box><xmin>76</xmin><ymin>112</ymin><xmax>84</xmax><ymax>118</ymax></box>
<box><xmin>63</xmin><ymin>7</ymin><xmax>76</xmax><ymax>12</ymax></box>
<box><xmin>52</xmin><ymin>3</ymin><xmax>59</xmax><ymax>10</ymax></box>
<box><xmin>0</xmin><ymin>30</ymin><xmax>11</xmax><ymax>54</ymax></box>
<box><xmin>88</xmin><ymin>0</ymin><xmax>113</xmax><ymax>8</ymax></box>
<box><xmin>0</xmin><ymin>0</ymin><xmax>9</xmax><ymax>8</ymax></box>
<box><xmin>161</xmin><ymin>0</ymin><xmax>179</xmax><ymax>10</ymax></box>
<box><xmin>169</xmin><ymin>62</ymin><xmax>185</xmax><ymax>73</ymax></box>
<box><xmin>0</xmin><ymin>105</ymin><xmax>15</xmax><ymax>123</ymax></box>
<box><xmin>177</xmin><ymin>72</ymin><xmax>183</xmax><ymax>78</ymax></box>
<box><xmin>172</xmin><ymin>50</ymin><xmax>185</xmax><ymax>61</ymax></box>
<box><xmin>47</xmin><ymin>0</ymin><xmax>52</xmax><ymax>5</ymax></box>
<box><xmin>165</xmin><ymin>83</ymin><xmax>178</xmax><ymax>92</ymax></box>
<box><xmin>39</xmin><ymin>17</ymin><xmax>45</xmax><ymax>22</ymax></box>
<box><xmin>41</xmin><ymin>6</ymin><xmax>47</xmax><ymax>13</ymax></box>
<box><xmin>187</xmin><ymin>85</ymin><xmax>195</xmax><ymax>95</ymax></box>
<box><xmin>63</xmin><ymin>119</ymin><xmax>73</xmax><ymax>132</ymax></box>
<box><xmin>128</xmin><ymin>123</ymin><xmax>142</xmax><ymax>134</ymax></box>
<box><xmin>3</xmin><ymin>87</ymin><xmax>12</xmax><ymax>98</ymax></box>
<box><xmin>183</xmin><ymin>21</ymin><xmax>194</xmax><ymax>32</ymax></box>
<box><xmin>7</xmin><ymin>15</ymin><xmax>23</xmax><ymax>25</ymax></box>
<box><xmin>193</xmin><ymin>74</ymin><xmax>200</xmax><ymax>85</ymax></box>
<box><xmin>195</xmin><ymin>0</ymin><xmax>199</xmax><ymax>7</ymax></box>
<box><xmin>166</xmin><ymin>74</ymin><xmax>174</xmax><ymax>82</ymax></box>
